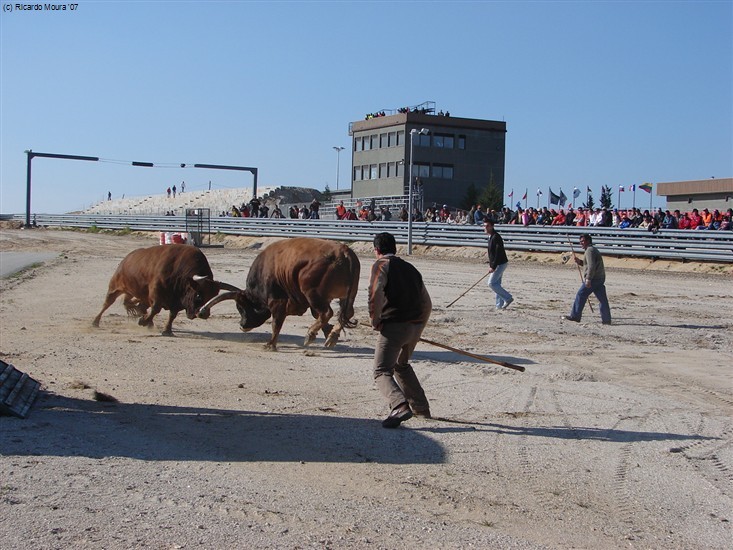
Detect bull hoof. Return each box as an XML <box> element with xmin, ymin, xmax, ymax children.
<box><xmin>264</xmin><ymin>342</ymin><xmax>277</xmax><ymax>351</ymax></box>
<box><xmin>321</xmin><ymin>323</ymin><xmax>334</xmax><ymax>338</ymax></box>
<box><xmin>92</xmin><ymin>320</ymin><xmax>100</xmax><ymax>328</ymax></box>
<box><xmin>324</xmin><ymin>333</ymin><xmax>339</xmax><ymax>348</ymax></box>
<box><xmin>161</xmin><ymin>330</ymin><xmax>175</xmax><ymax>337</ymax></box>
<box><xmin>304</xmin><ymin>332</ymin><xmax>317</xmax><ymax>346</ymax></box>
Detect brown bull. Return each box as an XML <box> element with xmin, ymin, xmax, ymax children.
<box><xmin>198</xmin><ymin>237</ymin><xmax>360</xmax><ymax>350</ymax></box>
<box><xmin>93</xmin><ymin>244</ymin><xmax>237</xmax><ymax>336</ymax></box>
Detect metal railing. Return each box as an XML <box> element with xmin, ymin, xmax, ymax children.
<box><xmin>12</xmin><ymin>214</ymin><xmax>733</xmax><ymax>263</ymax></box>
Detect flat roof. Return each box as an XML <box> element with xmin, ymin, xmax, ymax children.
<box><xmin>656</xmin><ymin>178</ymin><xmax>733</xmax><ymax>196</ymax></box>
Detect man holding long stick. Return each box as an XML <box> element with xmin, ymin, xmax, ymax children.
<box><xmin>368</xmin><ymin>232</ymin><xmax>432</xmax><ymax>428</ymax></box>
<box><xmin>483</xmin><ymin>219</ymin><xmax>514</xmax><ymax>310</ymax></box>
<box><xmin>563</xmin><ymin>234</ymin><xmax>612</xmax><ymax>325</ymax></box>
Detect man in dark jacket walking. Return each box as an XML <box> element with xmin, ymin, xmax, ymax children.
<box><xmin>368</xmin><ymin>232</ymin><xmax>432</xmax><ymax>428</ymax></box>
<box><xmin>484</xmin><ymin>219</ymin><xmax>513</xmax><ymax>310</ymax></box>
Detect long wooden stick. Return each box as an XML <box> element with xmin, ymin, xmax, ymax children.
<box><xmin>446</xmin><ymin>270</ymin><xmax>491</xmax><ymax>308</ymax></box>
<box><xmin>419</xmin><ymin>337</ymin><xmax>525</xmax><ymax>372</ymax></box>
<box><xmin>568</xmin><ymin>236</ymin><xmax>594</xmax><ymax>313</ymax></box>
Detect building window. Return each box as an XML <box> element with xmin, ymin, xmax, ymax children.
<box><xmin>434</xmin><ymin>134</ymin><xmax>454</xmax><ymax>149</ymax></box>
<box><xmin>380</xmin><ymin>133</ymin><xmax>388</xmax><ymax>148</ymax></box>
<box><xmin>354</xmin><ymin>166</ymin><xmax>362</xmax><ymax>181</ymax></box>
<box><xmin>354</xmin><ymin>137</ymin><xmax>362</xmax><ymax>152</ymax></box>
<box><xmin>388</xmin><ymin>131</ymin><xmax>396</xmax><ymax>147</ymax></box>
<box><xmin>396</xmin><ymin>162</ymin><xmax>404</xmax><ymax>177</ymax></box>
<box><xmin>379</xmin><ymin>163</ymin><xmax>387</xmax><ymax>178</ymax></box>
<box><xmin>362</xmin><ymin>165</ymin><xmax>369</xmax><ymax>180</ymax></box>
<box><xmin>397</xmin><ymin>130</ymin><xmax>404</xmax><ymax>146</ymax></box>
<box><xmin>363</xmin><ymin>136</ymin><xmax>371</xmax><ymax>151</ymax></box>
<box><xmin>414</xmin><ymin>163</ymin><xmax>430</xmax><ymax>178</ymax></box>
<box><xmin>432</xmin><ymin>164</ymin><xmax>454</xmax><ymax>179</ymax></box>
<box><xmin>458</xmin><ymin>135</ymin><xmax>466</xmax><ymax>150</ymax></box>
<box><xmin>370</xmin><ymin>164</ymin><xmax>378</xmax><ymax>179</ymax></box>
<box><xmin>416</xmin><ymin>134</ymin><xmax>430</xmax><ymax>147</ymax></box>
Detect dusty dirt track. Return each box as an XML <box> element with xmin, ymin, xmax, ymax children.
<box><xmin>1</xmin><ymin>227</ymin><xmax>731</xmax><ymax>549</ymax></box>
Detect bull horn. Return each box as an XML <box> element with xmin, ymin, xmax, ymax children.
<box><xmin>215</xmin><ymin>281</ymin><xmax>242</xmax><ymax>292</ymax></box>
<box><xmin>193</xmin><ymin>275</ymin><xmax>209</xmax><ymax>281</ymax></box>
<box><xmin>198</xmin><ymin>290</ymin><xmax>239</xmax><ymax>318</ymax></box>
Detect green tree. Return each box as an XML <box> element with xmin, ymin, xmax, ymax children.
<box><xmin>322</xmin><ymin>185</ymin><xmax>332</xmax><ymax>202</ymax></box>
<box><xmin>600</xmin><ymin>185</ymin><xmax>613</xmax><ymax>209</ymax></box>
<box><xmin>583</xmin><ymin>193</ymin><xmax>595</xmax><ymax>211</ymax></box>
<box><xmin>462</xmin><ymin>183</ymin><xmax>479</xmax><ymax>210</ymax></box>
<box><xmin>478</xmin><ymin>181</ymin><xmax>503</xmax><ymax>212</ymax></box>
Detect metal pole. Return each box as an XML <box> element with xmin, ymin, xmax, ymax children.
<box><xmin>332</xmin><ymin>146</ymin><xmax>344</xmax><ymax>190</ymax></box>
<box><xmin>25</xmin><ymin>150</ymin><xmax>33</xmax><ymax>228</ymax></box>
<box><xmin>407</xmin><ymin>131</ymin><xmax>415</xmax><ymax>255</ymax></box>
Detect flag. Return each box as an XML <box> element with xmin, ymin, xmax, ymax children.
<box><xmin>549</xmin><ymin>188</ymin><xmax>560</xmax><ymax>205</ymax></box>
<box><xmin>573</xmin><ymin>187</ymin><xmax>581</xmax><ymax>199</ymax></box>
<box><xmin>515</xmin><ymin>201</ymin><xmax>521</xmax><ymax>209</ymax></box>
<box><xmin>640</xmin><ymin>182</ymin><xmax>653</xmax><ymax>193</ymax></box>
<box><xmin>629</xmin><ymin>184</ymin><xmax>636</xmax><ymax>192</ymax></box>
<box><xmin>559</xmin><ymin>190</ymin><xmax>567</xmax><ymax>206</ymax></box>
<box><xmin>521</xmin><ymin>190</ymin><xmax>527</xmax><ymax>200</ymax></box>
<box><xmin>508</xmin><ymin>189</ymin><xmax>514</xmax><ymax>198</ymax></box>
<box><xmin>619</xmin><ymin>186</ymin><xmax>625</xmax><ymax>192</ymax></box>
<box><xmin>536</xmin><ymin>188</ymin><xmax>543</xmax><ymax>196</ymax></box>
<box><xmin>586</xmin><ymin>186</ymin><xmax>592</xmax><ymax>193</ymax></box>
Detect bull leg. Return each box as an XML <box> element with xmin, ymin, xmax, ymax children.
<box><xmin>266</xmin><ymin>314</ymin><xmax>286</xmax><ymax>351</ymax></box>
<box><xmin>139</xmin><ymin>303</ymin><xmax>162</xmax><ymax>330</ymax></box>
<box><xmin>262</xmin><ymin>302</ymin><xmax>289</xmax><ymax>351</ymax></box>
<box><xmin>161</xmin><ymin>309</ymin><xmax>180</xmax><ymax>337</ymax></box>
<box><xmin>324</xmin><ymin>298</ymin><xmax>351</xmax><ymax>348</ymax></box>
<box><xmin>305</xmin><ymin>304</ymin><xmax>333</xmax><ymax>347</ymax></box>
<box><xmin>92</xmin><ymin>290</ymin><xmax>123</xmax><ymax>327</ymax></box>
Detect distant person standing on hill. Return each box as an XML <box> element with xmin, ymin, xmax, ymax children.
<box><xmin>249</xmin><ymin>197</ymin><xmax>261</xmax><ymax>217</ymax></box>
<box><xmin>107</xmin><ymin>191</ymin><xmax>111</xmax><ymax>201</ymax></box>
<box><xmin>167</xmin><ymin>187</ymin><xmax>171</xmax><ymax>198</ymax></box>
<box><xmin>172</xmin><ymin>185</ymin><xmax>177</xmax><ymax>198</ymax></box>
<box><xmin>180</xmin><ymin>181</ymin><xmax>185</xmax><ymax>193</ymax></box>
<box><xmin>310</xmin><ymin>198</ymin><xmax>321</xmax><ymax>219</ymax></box>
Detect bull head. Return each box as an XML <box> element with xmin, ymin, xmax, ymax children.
<box><xmin>187</xmin><ymin>276</ymin><xmax>241</xmax><ymax>319</ymax></box>
<box><xmin>198</xmin><ymin>289</ymin><xmax>271</xmax><ymax>331</ymax></box>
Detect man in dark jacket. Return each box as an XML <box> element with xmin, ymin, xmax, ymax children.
<box><xmin>484</xmin><ymin>219</ymin><xmax>513</xmax><ymax>310</ymax></box>
<box><xmin>368</xmin><ymin>232</ymin><xmax>432</xmax><ymax>428</ymax></box>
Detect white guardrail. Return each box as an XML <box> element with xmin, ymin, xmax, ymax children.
<box><xmin>12</xmin><ymin>213</ymin><xmax>733</xmax><ymax>263</ymax></box>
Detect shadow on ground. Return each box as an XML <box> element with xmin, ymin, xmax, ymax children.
<box><xmin>1</xmin><ymin>392</ymin><xmax>446</xmax><ymax>464</ymax></box>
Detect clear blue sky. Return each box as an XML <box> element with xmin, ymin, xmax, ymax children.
<box><xmin>1</xmin><ymin>1</ymin><xmax>731</xmax><ymax>214</ymax></box>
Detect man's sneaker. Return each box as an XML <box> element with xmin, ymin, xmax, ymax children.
<box><xmin>562</xmin><ymin>315</ymin><xmax>580</xmax><ymax>322</ymax></box>
<box><xmin>412</xmin><ymin>408</ymin><xmax>431</xmax><ymax>419</ymax></box>
<box><xmin>501</xmin><ymin>297</ymin><xmax>514</xmax><ymax>309</ymax></box>
<box><xmin>382</xmin><ymin>403</ymin><xmax>413</xmax><ymax>428</ymax></box>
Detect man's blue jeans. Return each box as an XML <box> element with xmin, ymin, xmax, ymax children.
<box><xmin>570</xmin><ymin>280</ymin><xmax>611</xmax><ymax>323</ymax></box>
<box><xmin>487</xmin><ymin>262</ymin><xmax>512</xmax><ymax>308</ymax></box>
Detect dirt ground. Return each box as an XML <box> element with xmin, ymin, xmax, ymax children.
<box><xmin>1</xmin><ymin>227</ymin><xmax>731</xmax><ymax>549</ymax></box>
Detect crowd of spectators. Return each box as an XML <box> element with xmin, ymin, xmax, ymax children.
<box><xmin>459</xmin><ymin>205</ymin><xmax>732</xmax><ymax>231</ymax></box>
<box><xmin>366</xmin><ymin>106</ymin><xmax>451</xmax><ymax>119</ymax></box>
<box><xmin>218</xmin><ymin>198</ymin><xmax>732</xmax><ymax>231</ymax></box>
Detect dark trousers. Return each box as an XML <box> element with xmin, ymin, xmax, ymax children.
<box><xmin>571</xmin><ymin>280</ymin><xmax>611</xmax><ymax>323</ymax></box>
<box><xmin>373</xmin><ymin>321</ymin><xmax>429</xmax><ymax>412</ymax></box>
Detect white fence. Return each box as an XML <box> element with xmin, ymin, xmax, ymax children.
<box><xmin>14</xmin><ymin>213</ymin><xmax>733</xmax><ymax>263</ymax></box>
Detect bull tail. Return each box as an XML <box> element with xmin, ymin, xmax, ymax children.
<box><xmin>338</xmin><ymin>249</ymin><xmax>360</xmax><ymax>330</ymax></box>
